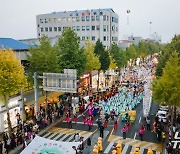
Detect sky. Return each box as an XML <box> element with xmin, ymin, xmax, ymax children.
<box><xmin>0</xmin><ymin>0</ymin><xmax>180</xmax><ymax>43</ymax></box>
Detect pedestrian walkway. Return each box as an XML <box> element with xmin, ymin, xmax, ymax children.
<box><xmin>40</xmin><ymin>127</ymin><xmax>95</xmax><ymax>142</ymax></box>
<box><xmin>107</xmin><ymin>134</ymin><xmax>162</xmax><ymax>153</ymax></box>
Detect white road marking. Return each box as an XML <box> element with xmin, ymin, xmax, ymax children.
<box><xmin>58</xmin><ymin>134</ymin><xmax>69</xmax><ymax>141</ymax></box>
<box><xmin>134</xmin><ymin>132</ymin><xmax>137</xmax><ymax>140</ymax></box>
<box><xmin>53</xmin><ymin>134</ymin><xmax>64</xmax><ymax>141</ymax></box>
<box><xmin>139</xmin><ymin>117</ymin><xmax>142</xmax><ymax>123</ymax></box>
<box><xmin>42</xmin><ymin>132</ymin><xmax>51</xmax><ymax>138</ymax></box>
<box><xmin>122</xmin><ymin>144</ymin><xmax>129</xmax><ymax>154</ymax></box>
<box><xmin>104</xmin><ymin>142</ymin><xmax>114</xmax><ymax>153</ymax></box>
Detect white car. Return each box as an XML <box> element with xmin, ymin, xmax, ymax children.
<box><xmin>159</xmin><ymin>105</ymin><xmax>168</xmax><ymax>112</ymax></box>
<box><xmin>156</xmin><ymin>110</ymin><xmax>168</xmax><ymax>123</ymax></box>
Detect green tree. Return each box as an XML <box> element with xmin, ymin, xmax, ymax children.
<box><xmin>109</xmin><ymin>43</ymin><xmax>127</xmax><ymax>69</ymax></box>
<box><xmin>152</xmin><ymin>51</ymin><xmax>180</xmax><ymax>107</ymax></box>
<box><xmin>57</xmin><ymin>28</ymin><xmax>87</xmax><ymax>77</ymax></box>
<box><xmin>94</xmin><ymin>39</ymin><xmax>110</xmax><ymax>71</ymax></box>
<box><xmin>152</xmin><ymin>51</ymin><xmax>180</xmax><ymax>124</ymax></box>
<box><xmin>94</xmin><ymin>39</ymin><xmax>110</xmax><ymax>90</ymax></box>
<box><xmin>0</xmin><ymin>49</ymin><xmax>27</xmax><ymax>135</ymax></box>
<box><xmin>27</xmin><ymin>35</ymin><xmax>60</xmax><ymax>77</ymax></box>
<box><xmin>84</xmin><ymin>40</ymin><xmax>101</xmax><ymax>71</ymax></box>
<box><xmin>156</xmin><ymin>35</ymin><xmax>180</xmax><ymax>76</ymax></box>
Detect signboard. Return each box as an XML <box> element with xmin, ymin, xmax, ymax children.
<box><xmin>43</xmin><ymin>69</ymin><xmax>77</xmax><ymax>93</ymax></box>
<box><xmin>20</xmin><ymin>135</ymin><xmax>80</xmax><ymax>154</ymax></box>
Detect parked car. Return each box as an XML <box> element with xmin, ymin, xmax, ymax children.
<box><xmin>156</xmin><ymin>110</ymin><xmax>168</xmax><ymax>123</ymax></box>
<box><xmin>159</xmin><ymin>105</ymin><xmax>168</xmax><ymax>112</ymax></box>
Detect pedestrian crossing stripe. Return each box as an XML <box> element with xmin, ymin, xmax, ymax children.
<box><xmin>104</xmin><ymin>142</ymin><xmax>161</xmax><ymax>154</ymax></box>
<box><xmin>41</xmin><ymin>127</ymin><xmax>95</xmax><ymax>143</ymax></box>
<box><xmin>108</xmin><ymin>134</ymin><xmax>162</xmax><ymax>152</ymax></box>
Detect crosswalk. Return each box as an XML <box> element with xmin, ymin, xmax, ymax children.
<box><xmin>105</xmin><ymin>134</ymin><xmax>162</xmax><ymax>154</ymax></box>
<box><xmin>104</xmin><ymin>142</ymin><xmax>161</xmax><ymax>154</ymax></box>
<box><xmin>40</xmin><ymin>127</ymin><xmax>94</xmax><ymax>142</ymax></box>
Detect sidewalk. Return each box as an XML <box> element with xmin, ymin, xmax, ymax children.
<box><xmin>9</xmin><ymin>118</ymin><xmax>63</xmax><ymax>154</ymax></box>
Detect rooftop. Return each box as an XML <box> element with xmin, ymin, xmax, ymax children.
<box><xmin>0</xmin><ymin>38</ymin><xmax>30</xmax><ymax>50</ymax></box>
<box><xmin>39</xmin><ymin>8</ymin><xmax>115</xmax><ymax>15</ymax></box>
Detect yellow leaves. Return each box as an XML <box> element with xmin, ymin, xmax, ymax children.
<box><xmin>109</xmin><ymin>55</ymin><xmax>117</xmax><ymax>70</ymax></box>
<box><xmin>85</xmin><ymin>40</ymin><xmax>101</xmax><ymax>71</ymax></box>
<box><xmin>0</xmin><ymin>49</ymin><xmax>27</xmax><ymax>102</ymax></box>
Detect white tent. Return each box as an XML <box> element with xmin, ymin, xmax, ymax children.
<box><xmin>20</xmin><ymin>135</ymin><xmax>80</xmax><ymax>154</ymax></box>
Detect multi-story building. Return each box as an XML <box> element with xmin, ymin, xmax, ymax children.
<box><xmin>36</xmin><ymin>8</ymin><xmax>119</xmax><ymax>48</ymax></box>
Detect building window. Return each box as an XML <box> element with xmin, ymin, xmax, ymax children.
<box><xmin>103</xmin><ymin>25</ymin><xmax>107</xmax><ymax>32</ymax></box>
<box><xmin>82</xmin><ymin>26</ymin><xmax>85</xmax><ymax>31</ymax></box>
<box><xmin>92</xmin><ymin>26</ymin><xmax>95</xmax><ymax>30</ymax></box>
<box><xmin>112</xmin><ymin>37</ymin><xmax>118</xmax><ymax>41</ymax></box>
<box><xmin>112</xmin><ymin>26</ymin><xmax>115</xmax><ymax>31</ymax></box>
<box><xmin>100</xmin><ymin>11</ymin><xmax>103</xmax><ymax>16</ymax></box>
<box><xmin>82</xmin><ymin>36</ymin><xmax>85</xmax><ymax>41</ymax></box>
<box><xmin>104</xmin><ymin>36</ymin><xmax>106</xmax><ymax>41</ymax></box>
<box><xmin>96</xmin><ymin>25</ymin><xmax>100</xmax><ymax>30</ymax></box>
<box><xmin>86</xmin><ymin>36</ymin><xmax>90</xmax><ymax>40</ymax></box>
<box><xmin>58</xmin><ymin>27</ymin><xmax>61</xmax><ymax>31</ymax></box>
<box><xmin>40</xmin><ymin>28</ymin><xmax>44</xmax><ymax>32</ymax></box>
<box><xmin>67</xmin><ymin>17</ymin><xmax>71</xmax><ymax>22</ymax></box>
<box><xmin>38</xmin><ymin>33</ymin><xmax>40</xmax><ymax>37</ymax></box>
<box><xmin>96</xmin><ymin>16</ymin><xmax>100</xmax><ymax>21</ymax></box>
<box><xmin>40</xmin><ymin>19</ymin><xmax>43</xmax><ymax>23</ymax></box>
<box><xmin>45</xmin><ymin>19</ymin><xmax>48</xmax><ymax>23</ymax></box>
<box><xmin>86</xmin><ymin>16</ymin><xmax>90</xmax><ymax>21</ymax></box>
<box><xmin>54</xmin><ymin>18</ymin><xmax>58</xmax><ymax>23</ymax></box>
<box><xmin>103</xmin><ymin>15</ymin><xmax>106</xmax><ymax>21</ymax></box>
<box><xmin>92</xmin><ymin>36</ymin><xmax>95</xmax><ymax>41</ymax></box>
<box><xmin>72</xmin><ymin>17</ymin><xmax>76</xmax><ymax>22</ymax></box>
<box><xmin>76</xmin><ymin>17</ymin><xmax>80</xmax><ymax>21</ymax></box>
<box><xmin>45</xmin><ymin>27</ymin><xmax>48</xmax><ymax>32</ymax></box>
<box><xmin>86</xmin><ymin>26</ymin><xmax>90</xmax><ymax>31</ymax></box>
<box><xmin>72</xmin><ymin>26</ymin><xmax>76</xmax><ymax>31</ymax></box>
<box><xmin>82</xmin><ymin>16</ymin><xmax>85</xmax><ymax>21</ymax></box>
<box><xmin>62</xmin><ymin>17</ymin><xmax>66</xmax><ymax>22</ymax></box>
<box><xmin>54</xmin><ymin>27</ymin><xmax>57</xmax><ymax>32</ymax></box>
<box><xmin>57</xmin><ymin>18</ymin><xmax>61</xmax><ymax>23</ymax></box>
<box><xmin>91</xmin><ymin>16</ymin><xmax>95</xmax><ymax>21</ymax></box>
<box><xmin>107</xmin><ymin>16</ymin><xmax>109</xmax><ymax>21</ymax></box>
<box><xmin>112</xmin><ymin>17</ymin><xmax>118</xmax><ymax>23</ymax></box>
<box><xmin>77</xmin><ymin>26</ymin><xmax>80</xmax><ymax>31</ymax></box>
<box><xmin>49</xmin><ymin>18</ymin><xmax>52</xmax><ymax>23</ymax></box>
<box><xmin>49</xmin><ymin>27</ymin><xmax>52</xmax><ymax>32</ymax></box>
<box><xmin>38</xmin><ymin>24</ymin><xmax>40</xmax><ymax>28</ymax></box>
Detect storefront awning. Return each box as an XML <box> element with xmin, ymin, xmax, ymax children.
<box><xmin>25</xmin><ymin>91</ymin><xmax>64</xmax><ymax>108</ymax></box>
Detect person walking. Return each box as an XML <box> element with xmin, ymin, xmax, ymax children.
<box><xmin>100</xmin><ymin>125</ymin><xmax>104</xmax><ymax>138</ymax></box>
<box><xmin>146</xmin><ymin>117</ymin><xmax>151</xmax><ymax>131</ymax></box>
<box><xmin>121</xmin><ymin>127</ymin><xmax>127</xmax><ymax>139</ymax></box>
<box><xmin>68</xmin><ymin>117</ymin><xmax>72</xmax><ymax>128</ymax></box>
<box><xmin>86</xmin><ymin>138</ymin><xmax>91</xmax><ymax>153</ymax></box>
<box><xmin>74</xmin><ymin>133</ymin><xmax>80</xmax><ymax>142</ymax></box>
<box><xmin>114</xmin><ymin>120</ymin><xmax>118</xmax><ymax>131</ymax></box>
<box><xmin>139</xmin><ymin>125</ymin><xmax>145</xmax><ymax>141</ymax></box>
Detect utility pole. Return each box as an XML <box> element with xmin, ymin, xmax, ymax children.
<box><xmin>34</xmin><ymin>72</ymin><xmax>39</xmax><ymax>120</ymax></box>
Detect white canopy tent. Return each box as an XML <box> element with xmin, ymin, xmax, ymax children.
<box><xmin>20</xmin><ymin>135</ymin><xmax>80</xmax><ymax>154</ymax></box>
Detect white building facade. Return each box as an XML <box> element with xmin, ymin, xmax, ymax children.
<box><xmin>36</xmin><ymin>8</ymin><xmax>119</xmax><ymax>48</ymax></box>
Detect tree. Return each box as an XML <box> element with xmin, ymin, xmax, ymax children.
<box><xmin>109</xmin><ymin>55</ymin><xmax>116</xmax><ymax>70</ymax></box>
<box><xmin>152</xmin><ymin>51</ymin><xmax>180</xmax><ymax>124</ymax></box>
<box><xmin>152</xmin><ymin>51</ymin><xmax>180</xmax><ymax>106</ymax></box>
<box><xmin>57</xmin><ymin>28</ymin><xmax>87</xmax><ymax>78</ymax></box>
<box><xmin>27</xmin><ymin>35</ymin><xmax>60</xmax><ymax>77</ymax></box>
<box><xmin>84</xmin><ymin>40</ymin><xmax>101</xmax><ymax>71</ymax></box>
<box><xmin>156</xmin><ymin>35</ymin><xmax>180</xmax><ymax>76</ymax></box>
<box><xmin>0</xmin><ymin>49</ymin><xmax>27</xmax><ymax>135</ymax></box>
<box><xmin>94</xmin><ymin>39</ymin><xmax>110</xmax><ymax>71</ymax></box>
<box><xmin>94</xmin><ymin>39</ymin><xmax>110</xmax><ymax>90</ymax></box>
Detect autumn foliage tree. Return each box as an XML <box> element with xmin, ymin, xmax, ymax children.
<box><xmin>0</xmin><ymin>49</ymin><xmax>27</xmax><ymax>135</ymax></box>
